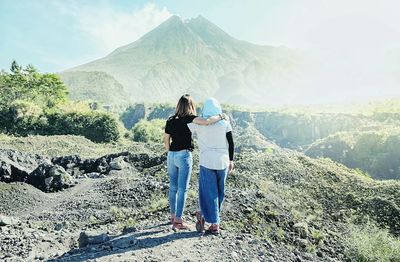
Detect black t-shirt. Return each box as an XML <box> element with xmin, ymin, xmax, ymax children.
<box><xmin>165</xmin><ymin>115</ymin><xmax>197</xmax><ymax>151</ymax></box>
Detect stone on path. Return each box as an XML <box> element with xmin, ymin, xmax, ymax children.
<box><xmin>0</xmin><ymin>215</ymin><xmax>19</xmax><ymax>226</ymax></box>
<box><xmin>78</xmin><ymin>231</ymin><xmax>110</xmax><ymax>248</ymax></box>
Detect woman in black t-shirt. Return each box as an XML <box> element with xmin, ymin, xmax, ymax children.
<box><xmin>164</xmin><ymin>94</ymin><xmax>222</xmax><ymax>230</ymax></box>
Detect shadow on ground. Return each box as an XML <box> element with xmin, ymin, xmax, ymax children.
<box><xmin>50</xmin><ymin>223</ymin><xmax>200</xmax><ymax>262</ymax></box>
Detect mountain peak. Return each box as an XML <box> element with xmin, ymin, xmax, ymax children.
<box><xmin>185</xmin><ymin>15</ymin><xmax>234</xmax><ymax>45</ymax></box>
<box><xmin>164</xmin><ymin>15</ymin><xmax>183</xmax><ymax>24</ymax></box>
<box><xmin>156</xmin><ymin>15</ymin><xmax>184</xmax><ymax>30</ymax></box>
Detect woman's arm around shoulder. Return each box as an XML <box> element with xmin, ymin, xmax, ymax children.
<box><xmin>193</xmin><ymin>113</ymin><xmax>228</xmax><ymax>126</ymax></box>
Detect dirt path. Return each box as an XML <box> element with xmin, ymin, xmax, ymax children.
<box><xmin>51</xmin><ymin>222</ymin><xmax>271</xmax><ymax>262</ymax></box>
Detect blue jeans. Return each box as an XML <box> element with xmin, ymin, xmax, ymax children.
<box><xmin>167</xmin><ymin>150</ymin><xmax>193</xmax><ymax>218</ymax></box>
<box><xmin>199</xmin><ymin>165</ymin><xmax>228</xmax><ymax>224</ymax></box>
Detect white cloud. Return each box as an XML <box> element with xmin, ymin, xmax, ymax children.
<box><xmin>58</xmin><ymin>2</ymin><xmax>172</xmax><ymax>53</ymax></box>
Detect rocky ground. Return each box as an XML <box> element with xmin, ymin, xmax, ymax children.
<box><xmin>1</xmin><ymin>135</ymin><xmax>400</xmax><ymax>261</ymax></box>
<box><xmin>0</xmin><ymin>177</ymin><xmax>279</xmax><ymax>262</ymax></box>
<box><xmin>0</xmin><ymin>155</ymin><xmax>282</xmax><ymax>262</ymax></box>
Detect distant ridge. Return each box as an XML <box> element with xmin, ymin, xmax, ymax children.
<box><xmin>60</xmin><ymin>15</ymin><xmax>301</xmax><ymax>105</ymax></box>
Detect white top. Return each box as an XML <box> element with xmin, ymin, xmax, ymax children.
<box><xmin>188</xmin><ymin>121</ymin><xmax>232</xmax><ymax>170</ymax></box>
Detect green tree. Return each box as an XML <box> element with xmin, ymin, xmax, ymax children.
<box><xmin>132</xmin><ymin>119</ymin><xmax>165</xmax><ymax>143</ymax></box>
<box><xmin>0</xmin><ymin>62</ymin><xmax>68</xmax><ymax>110</ymax></box>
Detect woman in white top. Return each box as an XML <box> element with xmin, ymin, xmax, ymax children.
<box><xmin>188</xmin><ymin>97</ymin><xmax>234</xmax><ymax>234</ymax></box>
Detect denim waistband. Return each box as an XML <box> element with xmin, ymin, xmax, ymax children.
<box><xmin>169</xmin><ymin>149</ymin><xmax>191</xmax><ymax>153</ymax></box>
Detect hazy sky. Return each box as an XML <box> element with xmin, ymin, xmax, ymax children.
<box><xmin>1</xmin><ymin>0</ymin><xmax>400</xmax><ymax>103</ymax></box>
<box><xmin>1</xmin><ymin>0</ymin><xmax>399</xmax><ymax>72</ymax></box>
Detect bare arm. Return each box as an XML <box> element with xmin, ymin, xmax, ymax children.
<box><xmin>164</xmin><ymin>133</ymin><xmax>171</xmax><ymax>152</ymax></box>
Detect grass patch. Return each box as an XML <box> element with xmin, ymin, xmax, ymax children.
<box><xmin>222</xmin><ymin>220</ymin><xmax>246</xmax><ymax>233</ymax></box>
<box><xmin>275</xmin><ymin>227</ymin><xmax>285</xmax><ymax>241</ymax></box>
<box><xmin>144</xmin><ymin>193</ymin><xmax>169</xmax><ymax>213</ymax></box>
<box><xmin>120</xmin><ymin>217</ymin><xmax>136</xmax><ymax>229</ymax></box>
<box><xmin>346</xmin><ymin>223</ymin><xmax>400</xmax><ymax>262</ymax></box>
<box><xmin>311</xmin><ymin>229</ymin><xmax>325</xmax><ymax>245</ymax></box>
<box><xmin>109</xmin><ymin>206</ymin><xmax>130</xmax><ymax>222</ymax></box>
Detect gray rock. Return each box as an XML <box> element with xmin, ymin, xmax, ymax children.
<box><xmin>27</xmin><ymin>164</ymin><xmax>74</xmax><ymax>192</ymax></box>
<box><xmin>87</xmin><ymin>172</ymin><xmax>100</xmax><ymax>179</ymax></box>
<box><xmin>293</xmin><ymin>222</ymin><xmax>308</xmax><ymax>238</ymax></box>
<box><xmin>54</xmin><ymin>223</ymin><xmax>63</xmax><ymax>231</ymax></box>
<box><xmin>109</xmin><ymin>157</ymin><xmax>126</xmax><ymax>170</ymax></box>
<box><xmin>44</xmin><ymin>177</ymin><xmax>54</xmax><ymax>188</ymax></box>
<box><xmin>0</xmin><ymin>159</ymin><xmax>31</xmax><ymax>183</ymax></box>
<box><xmin>295</xmin><ymin>238</ymin><xmax>308</xmax><ymax>249</ymax></box>
<box><xmin>78</xmin><ymin>231</ymin><xmax>110</xmax><ymax>248</ymax></box>
<box><xmin>0</xmin><ymin>215</ymin><xmax>19</xmax><ymax>226</ymax></box>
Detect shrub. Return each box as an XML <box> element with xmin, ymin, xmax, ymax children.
<box><xmin>346</xmin><ymin>223</ymin><xmax>400</xmax><ymax>262</ymax></box>
<box><xmin>132</xmin><ymin>119</ymin><xmax>165</xmax><ymax>143</ymax></box>
<box><xmin>45</xmin><ymin>111</ymin><xmax>120</xmax><ymax>143</ymax></box>
<box><xmin>0</xmin><ymin>106</ymin><xmax>120</xmax><ymax>143</ymax></box>
<box><xmin>9</xmin><ymin>100</ymin><xmax>43</xmax><ymax>119</ymax></box>
<box><xmin>0</xmin><ymin>100</ymin><xmax>44</xmax><ymax>134</ymax></box>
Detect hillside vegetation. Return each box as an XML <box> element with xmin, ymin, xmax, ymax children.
<box><xmin>0</xmin><ymin>62</ymin><xmax>120</xmax><ymax>142</ymax></box>
<box><xmin>305</xmin><ymin>129</ymin><xmax>400</xmax><ymax>180</ymax></box>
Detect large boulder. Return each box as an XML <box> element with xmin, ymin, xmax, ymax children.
<box><xmin>0</xmin><ymin>149</ymin><xmax>49</xmax><ymax>170</ymax></box>
<box><xmin>0</xmin><ymin>159</ymin><xmax>30</xmax><ymax>182</ymax></box>
<box><xmin>0</xmin><ymin>149</ymin><xmax>49</xmax><ymax>183</ymax></box>
<box><xmin>109</xmin><ymin>156</ymin><xmax>127</xmax><ymax>170</ymax></box>
<box><xmin>27</xmin><ymin>164</ymin><xmax>75</xmax><ymax>192</ymax></box>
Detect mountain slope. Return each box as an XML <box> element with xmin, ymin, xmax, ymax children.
<box><xmin>60</xmin><ymin>15</ymin><xmax>301</xmax><ymax>105</ymax></box>
<box><xmin>0</xmin><ymin>135</ymin><xmax>399</xmax><ymax>261</ymax></box>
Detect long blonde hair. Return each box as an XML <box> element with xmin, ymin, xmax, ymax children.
<box><xmin>174</xmin><ymin>94</ymin><xmax>196</xmax><ymax>118</ymax></box>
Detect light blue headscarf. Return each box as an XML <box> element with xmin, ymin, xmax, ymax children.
<box><xmin>202</xmin><ymin>97</ymin><xmax>226</xmax><ymax>125</ymax></box>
